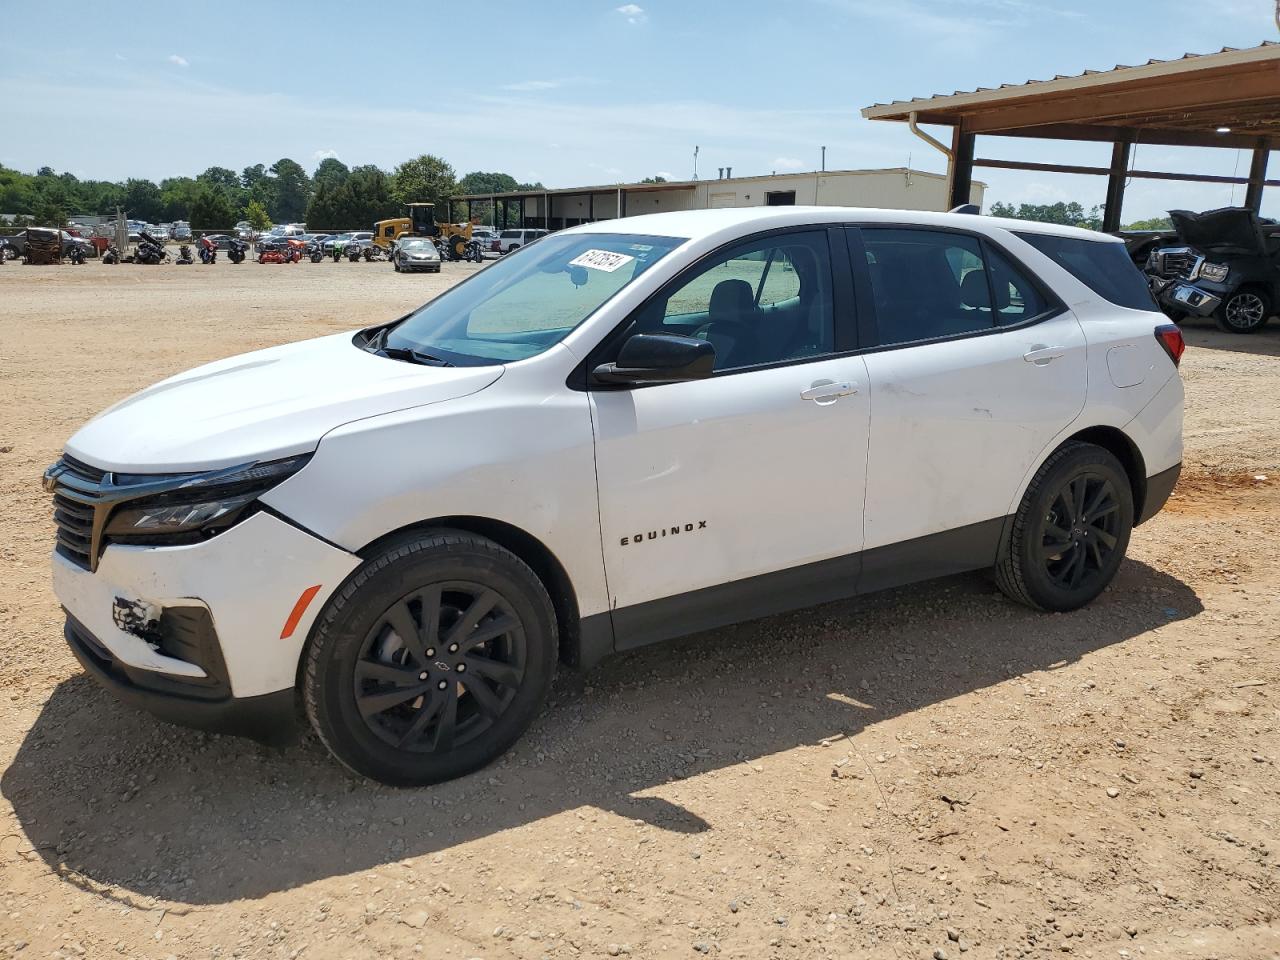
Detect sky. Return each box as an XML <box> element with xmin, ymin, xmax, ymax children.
<box><xmin>1</xmin><ymin>0</ymin><xmax>1277</xmax><ymax>221</ymax></box>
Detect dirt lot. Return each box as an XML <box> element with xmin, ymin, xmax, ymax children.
<box><xmin>1</xmin><ymin>262</ymin><xmax>1279</xmax><ymax>960</ymax></box>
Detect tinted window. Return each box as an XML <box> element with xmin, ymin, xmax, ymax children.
<box><xmin>987</xmin><ymin>247</ymin><xmax>1050</xmax><ymax>325</ymax></box>
<box><xmin>864</xmin><ymin>230</ymin><xmax>995</xmax><ymax>344</ymax></box>
<box><xmin>1016</xmin><ymin>232</ymin><xmax>1157</xmax><ymax>312</ymax></box>
<box><xmin>651</xmin><ymin>231</ymin><xmax>834</xmax><ymax>371</ymax></box>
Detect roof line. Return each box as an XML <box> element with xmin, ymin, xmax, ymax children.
<box><xmin>862</xmin><ymin>42</ymin><xmax>1280</xmax><ymax>120</ymax></box>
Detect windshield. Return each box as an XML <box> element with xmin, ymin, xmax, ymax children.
<box><xmin>402</xmin><ymin>239</ymin><xmax>433</xmax><ymax>251</ymax></box>
<box><xmin>386</xmin><ymin>232</ymin><xmax>684</xmax><ymax>364</ymax></box>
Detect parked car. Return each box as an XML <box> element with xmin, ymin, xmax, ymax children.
<box><xmin>199</xmin><ymin>233</ymin><xmax>236</xmax><ymax>251</ymax></box>
<box><xmin>391</xmin><ymin>237</ymin><xmax>442</xmax><ymax>273</ymax></box>
<box><xmin>469</xmin><ymin>228</ymin><xmax>499</xmax><ymax>253</ymax></box>
<box><xmin>497</xmin><ymin>227</ymin><xmax>548</xmax><ymax>253</ymax></box>
<box><xmin>1</xmin><ymin>229</ymin><xmax>93</xmax><ymax>260</ymax></box>
<box><xmin>1143</xmin><ymin>206</ymin><xmax>1280</xmax><ymax>334</ymax></box>
<box><xmin>43</xmin><ymin>207</ymin><xmax>1184</xmax><ymax>786</ymax></box>
<box><xmin>234</xmin><ymin>221</ymin><xmax>255</xmax><ymax>241</ymax></box>
<box><xmin>172</xmin><ymin>222</ymin><xmax>192</xmax><ymax>241</ymax></box>
<box><xmin>322</xmin><ymin>231</ymin><xmax>373</xmax><ymax>256</ymax></box>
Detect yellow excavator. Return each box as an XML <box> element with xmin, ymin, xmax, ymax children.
<box><xmin>373</xmin><ymin>203</ymin><xmax>474</xmax><ymax>260</ymax></box>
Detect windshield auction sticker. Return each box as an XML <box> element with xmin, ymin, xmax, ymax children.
<box><xmin>569</xmin><ymin>249</ymin><xmax>636</xmax><ymax>273</ymax></box>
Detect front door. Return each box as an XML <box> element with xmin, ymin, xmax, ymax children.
<box><xmin>589</xmin><ymin>229</ymin><xmax>870</xmax><ymax>647</ymax></box>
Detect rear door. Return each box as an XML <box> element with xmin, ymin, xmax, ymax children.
<box><xmin>589</xmin><ymin>228</ymin><xmax>870</xmax><ymax>645</ymax></box>
<box><xmin>851</xmin><ymin>226</ymin><xmax>1086</xmax><ymax>587</ymax></box>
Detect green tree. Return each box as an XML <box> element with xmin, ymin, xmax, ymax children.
<box><xmin>640</xmin><ymin>175</ymin><xmax>668</xmax><ymax>183</ymax></box>
<box><xmin>393</xmin><ymin>154</ymin><xmax>457</xmax><ymax>208</ymax></box>
<box><xmin>245</xmin><ymin>199</ymin><xmax>272</xmax><ymax>231</ymax></box>
<box><xmin>190</xmin><ymin>185</ymin><xmax>237</xmax><ymax>230</ymax></box>
<box><xmin>122</xmin><ymin>178</ymin><xmax>164</xmax><ymax>222</ymax></box>
<box><xmin>197</xmin><ymin>166</ymin><xmax>241</xmax><ymax>193</ymax></box>
<box><xmin>313</xmin><ymin>157</ymin><xmax>350</xmax><ymax>193</ymax></box>
<box><xmin>159</xmin><ymin>177</ymin><xmax>201</xmax><ymax>221</ymax></box>
<box><xmin>1122</xmin><ymin>215</ymin><xmax>1173</xmax><ymax>231</ymax></box>
<box><xmin>269</xmin><ymin>158</ymin><xmax>311</xmax><ymax>222</ymax></box>
<box><xmin>241</xmin><ymin>163</ymin><xmax>268</xmax><ymax>189</ymax></box>
<box><xmin>988</xmin><ymin>200</ymin><xmax>1102</xmax><ymax>230</ymax></box>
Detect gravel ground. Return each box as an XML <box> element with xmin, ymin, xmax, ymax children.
<box><xmin>1</xmin><ymin>261</ymin><xmax>1278</xmax><ymax>960</ymax></box>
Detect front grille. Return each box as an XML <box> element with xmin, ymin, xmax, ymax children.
<box><xmin>53</xmin><ymin>493</ymin><xmax>95</xmax><ymax>569</ymax></box>
<box><xmin>49</xmin><ymin>456</ymin><xmax>109</xmax><ymax>570</ymax></box>
<box><xmin>1154</xmin><ymin>249</ymin><xmax>1200</xmax><ymax>280</ymax></box>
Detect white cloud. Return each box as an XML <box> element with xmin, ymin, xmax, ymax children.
<box><xmin>656</xmin><ymin>170</ymin><xmax>673</xmax><ymax>179</ymax></box>
<box><xmin>167</xmin><ymin>54</ymin><xmax>188</xmax><ymax>67</ymax></box>
<box><xmin>502</xmin><ymin>79</ymin><xmax>561</xmax><ymax>92</ymax></box>
<box><xmin>773</xmin><ymin>157</ymin><xmax>805</xmax><ymax>170</ymax></box>
<box><xmin>615</xmin><ymin>3</ymin><xmax>646</xmax><ymax>24</ymax></box>
<box><xmin>114</xmin><ymin>53</ymin><xmax>127</xmax><ymax>61</ymax></box>
<box><xmin>313</xmin><ymin>148</ymin><xmax>340</xmax><ymax>161</ymax></box>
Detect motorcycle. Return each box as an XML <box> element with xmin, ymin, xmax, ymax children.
<box><xmin>465</xmin><ymin>238</ymin><xmax>484</xmax><ymax>263</ymax></box>
<box><xmin>258</xmin><ymin>238</ymin><xmax>304</xmax><ymax>264</ymax></box>
<box><xmin>102</xmin><ymin>244</ymin><xmax>121</xmax><ymax>265</ymax></box>
<box><xmin>198</xmin><ymin>236</ymin><xmax>218</xmax><ymax>265</ymax></box>
<box><xmin>68</xmin><ymin>244</ymin><xmax>87</xmax><ymax>265</ymax></box>
<box><xmin>176</xmin><ymin>244</ymin><xmax>194</xmax><ymax>265</ymax></box>
<box><xmin>227</xmin><ymin>238</ymin><xmax>248</xmax><ymax>264</ymax></box>
<box><xmin>134</xmin><ymin>230</ymin><xmax>168</xmax><ymax>265</ymax></box>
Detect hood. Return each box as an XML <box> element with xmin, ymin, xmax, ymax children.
<box><xmin>66</xmin><ymin>333</ymin><xmax>503</xmax><ymax>472</ymax></box>
<box><xmin>1169</xmin><ymin>207</ymin><xmax>1266</xmax><ymax>256</ymax></box>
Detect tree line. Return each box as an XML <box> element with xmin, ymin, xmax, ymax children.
<box><xmin>987</xmin><ymin>200</ymin><xmax>1172</xmax><ymax>232</ymax></box>
<box><xmin>0</xmin><ymin>157</ymin><xmax>545</xmax><ymax>230</ymax></box>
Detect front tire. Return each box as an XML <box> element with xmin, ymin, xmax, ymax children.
<box><xmin>304</xmin><ymin>531</ymin><xmax>557</xmax><ymax>786</ymax></box>
<box><xmin>995</xmin><ymin>442</ymin><xmax>1133</xmax><ymax>612</ymax></box>
<box><xmin>1214</xmin><ymin>287</ymin><xmax>1271</xmax><ymax>334</ymax></box>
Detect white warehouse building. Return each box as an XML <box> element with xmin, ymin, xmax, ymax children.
<box><xmin>449</xmin><ymin>167</ymin><xmax>985</xmax><ymax>230</ymax></box>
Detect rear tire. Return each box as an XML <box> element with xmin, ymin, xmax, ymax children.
<box><xmin>304</xmin><ymin>531</ymin><xmax>558</xmax><ymax>786</ymax></box>
<box><xmin>995</xmin><ymin>442</ymin><xmax>1133</xmax><ymax>612</ymax></box>
<box><xmin>1214</xmin><ymin>287</ymin><xmax>1271</xmax><ymax>334</ymax></box>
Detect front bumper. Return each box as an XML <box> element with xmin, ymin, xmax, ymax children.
<box><xmin>1154</xmin><ymin>280</ymin><xmax>1222</xmax><ymax>318</ymax></box>
<box><xmin>52</xmin><ymin>510</ymin><xmax>360</xmax><ymax>724</ymax></box>
<box><xmin>65</xmin><ymin>613</ymin><xmax>299</xmax><ymax>743</ymax></box>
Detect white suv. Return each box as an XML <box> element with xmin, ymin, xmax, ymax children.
<box><xmin>497</xmin><ymin>227</ymin><xmax>548</xmax><ymax>253</ymax></box>
<box><xmin>45</xmin><ymin>208</ymin><xmax>1184</xmax><ymax>785</ymax></box>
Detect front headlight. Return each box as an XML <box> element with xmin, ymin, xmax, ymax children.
<box><xmin>104</xmin><ymin>455</ymin><xmax>311</xmax><ymax>539</ymax></box>
<box><xmin>1199</xmin><ymin>261</ymin><xmax>1229</xmax><ymax>283</ymax></box>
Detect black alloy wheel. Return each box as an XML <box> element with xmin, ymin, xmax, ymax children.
<box><xmin>304</xmin><ymin>531</ymin><xmax>557</xmax><ymax>786</ymax></box>
<box><xmin>996</xmin><ymin>442</ymin><xmax>1133</xmax><ymax>611</ymax></box>
<box><xmin>353</xmin><ymin>581</ymin><xmax>527</xmax><ymax>753</ymax></box>
<box><xmin>1038</xmin><ymin>472</ymin><xmax>1122</xmax><ymax>592</ymax></box>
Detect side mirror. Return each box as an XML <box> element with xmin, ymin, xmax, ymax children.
<box><xmin>592</xmin><ymin>333</ymin><xmax>716</xmax><ymax>386</ymax></box>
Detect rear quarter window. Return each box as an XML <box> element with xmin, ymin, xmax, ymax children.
<box><xmin>1016</xmin><ymin>232</ymin><xmax>1157</xmax><ymax>312</ymax></box>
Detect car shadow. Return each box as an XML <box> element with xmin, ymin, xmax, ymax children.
<box><xmin>1181</xmin><ymin>320</ymin><xmax>1280</xmax><ymax>357</ymax></box>
<box><xmin>2</xmin><ymin>559</ymin><xmax>1201</xmax><ymax>906</ymax></box>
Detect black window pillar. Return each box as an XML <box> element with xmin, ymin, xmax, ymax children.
<box><xmin>1102</xmin><ymin>139</ymin><xmax>1132</xmax><ymax>233</ymax></box>
<box><xmin>947</xmin><ymin>126</ymin><xmax>976</xmax><ymax>210</ymax></box>
<box><xmin>1245</xmin><ymin>140</ymin><xmax>1271</xmax><ymax>213</ymax></box>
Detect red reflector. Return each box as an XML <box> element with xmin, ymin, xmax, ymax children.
<box><xmin>280</xmin><ymin>584</ymin><xmax>323</xmax><ymax>639</ymax></box>
<box><xmin>1155</xmin><ymin>324</ymin><xmax>1185</xmax><ymax>367</ymax></box>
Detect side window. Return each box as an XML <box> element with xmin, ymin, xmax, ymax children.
<box><xmin>653</xmin><ymin>231</ymin><xmax>834</xmax><ymax>372</ymax></box>
<box><xmin>987</xmin><ymin>247</ymin><xmax>1050</xmax><ymax>325</ymax></box>
<box><xmin>863</xmin><ymin>229</ymin><xmax>994</xmax><ymax>344</ymax></box>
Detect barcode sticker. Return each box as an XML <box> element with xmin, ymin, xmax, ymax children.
<box><xmin>568</xmin><ymin>249</ymin><xmax>635</xmax><ymax>273</ymax></box>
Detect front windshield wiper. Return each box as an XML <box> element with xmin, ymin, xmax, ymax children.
<box><xmin>362</xmin><ymin>328</ymin><xmax>454</xmax><ymax>366</ymax></box>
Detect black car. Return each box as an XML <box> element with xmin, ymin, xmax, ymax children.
<box><xmin>1144</xmin><ymin>207</ymin><xmax>1280</xmax><ymax>334</ymax></box>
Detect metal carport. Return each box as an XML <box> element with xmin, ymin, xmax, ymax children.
<box><xmin>861</xmin><ymin>43</ymin><xmax>1280</xmax><ymax>230</ymax></box>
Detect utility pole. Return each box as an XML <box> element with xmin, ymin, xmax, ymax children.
<box><xmin>821</xmin><ymin>146</ymin><xmax>826</xmax><ymax>172</ymax></box>
<box><xmin>693</xmin><ymin>145</ymin><xmax>699</xmax><ymax>180</ymax></box>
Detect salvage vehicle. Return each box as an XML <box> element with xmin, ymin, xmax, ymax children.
<box><xmin>44</xmin><ymin>208</ymin><xmax>1184</xmax><ymax>786</ymax></box>
<box><xmin>391</xmin><ymin>237</ymin><xmax>442</xmax><ymax>273</ymax></box>
<box><xmin>1144</xmin><ymin>206</ymin><xmax>1280</xmax><ymax>334</ymax></box>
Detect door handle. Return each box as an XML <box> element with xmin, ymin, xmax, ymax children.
<box><xmin>1023</xmin><ymin>344</ymin><xmax>1065</xmax><ymax>365</ymax></box>
<box><xmin>800</xmin><ymin>380</ymin><xmax>857</xmax><ymax>403</ymax></box>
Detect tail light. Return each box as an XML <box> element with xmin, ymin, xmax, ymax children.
<box><xmin>1154</xmin><ymin>323</ymin><xmax>1185</xmax><ymax>367</ymax></box>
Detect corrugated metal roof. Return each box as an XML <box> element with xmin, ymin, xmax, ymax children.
<box><xmin>862</xmin><ymin>42</ymin><xmax>1279</xmax><ymax>117</ymax></box>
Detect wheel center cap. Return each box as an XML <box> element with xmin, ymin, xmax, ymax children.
<box><xmin>434</xmin><ymin>660</ymin><xmax>450</xmax><ymax>671</ymax></box>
